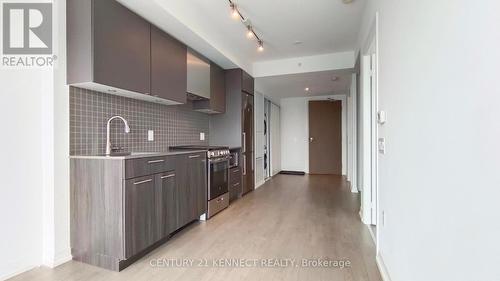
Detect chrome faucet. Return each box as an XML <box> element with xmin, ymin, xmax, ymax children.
<box><xmin>106</xmin><ymin>116</ymin><xmax>130</xmax><ymax>155</ymax></box>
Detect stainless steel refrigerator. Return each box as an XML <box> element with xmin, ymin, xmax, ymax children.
<box><xmin>242</xmin><ymin>92</ymin><xmax>254</xmax><ymax>194</ymax></box>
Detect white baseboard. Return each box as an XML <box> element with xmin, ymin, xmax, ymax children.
<box><xmin>44</xmin><ymin>248</ymin><xmax>72</xmax><ymax>268</ymax></box>
<box><xmin>376</xmin><ymin>253</ymin><xmax>392</xmax><ymax>281</ymax></box>
<box><xmin>255</xmin><ymin>180</ymin><xmax>265</xmax><ymax>189</ymax></box>
<box><xmin>0</xmin><ymin>264</ymin><xmax>38</xmax><ymax>281</ymax></box>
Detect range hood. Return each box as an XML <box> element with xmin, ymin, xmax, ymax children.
<box><xmin>186</xmin><ymin>50</ymin><xmax>210</xmax><ymax>101</ymax></box>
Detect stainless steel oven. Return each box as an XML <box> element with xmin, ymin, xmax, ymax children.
<box><xmin>208</xmin><ymin>156</ymin><xmax>229</xmax><ymax>201</ymax></box>
<box><xmin>169</xmin><ymin>145</ymin><xmax>231</xmax><ymax>219</ymax></box>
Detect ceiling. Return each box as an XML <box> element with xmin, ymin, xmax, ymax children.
<box><xmin>119</xmin><ymin>0</ymin><xmax>366</xmax><ymax>71</ymax></box>
<box><xmin>255</xmin><ymin>70</ymin><xmax>352</xmax><ymax>104</ymax></box>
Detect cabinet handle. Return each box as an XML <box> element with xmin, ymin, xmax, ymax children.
<box><xmin>233</xmin><ymin>182</ymin><xmax>240</xmax><ymax>187</ymax></box>
<box><xmin>161</xmin><ymin>174</ymin><xmax>175</xmax><ymax>179</ymax></box>
<box><xmin>189</xmin><ymin>155</ymin><xmax>200</xmax><ymax>159</ymax></box>
<box><xmin>232</xmin><ymin>169</ymin><xmax>239</xmax><ymax>173</ymax></box>
<box><xmin>133</xmin><ymin>179</ymin><xmax>153</xmax><ymax>185</ymax></box>
<box><xmin>148</xmin><ymin>159</ymin><xmax>164</xmax><ymax>164</ymax></box>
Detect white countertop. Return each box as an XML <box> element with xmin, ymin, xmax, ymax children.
<box><xmin>69</xmin><ymin>149</ymin><xmax>207</xmax><ymax>160</ymax></box>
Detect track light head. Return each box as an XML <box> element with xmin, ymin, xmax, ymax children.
<box><xmin>230</xmin><ymin>3</ymin><xmax>239</xmax><ymax>19</ymax></box>
<box><xmin>247</xmin><ymin>26</ymin><xmax>254</xmax><ymax>38</ymax></box>
<box><xmin>258</xmin><ymin>40</ymin><xmax>264</xmax><ymax>52</ymax></box>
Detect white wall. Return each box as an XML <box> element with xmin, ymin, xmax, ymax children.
<box><xmin>0</xmin><ymin>1</ymin><xmax>70</xmax><ymax>279</ymax></box>
<box><xmin>280</xmin><ymin>95</ymin><xmax>347</xmax><ymax>174</ymax></box>
<box><xmin>358</xmin><ymin>1</ymin><xmax>500</xmax><ymax>281</ymax></box>
<box><xmin>0</xmin><ymin>69</ymin><xmax>47</xmax><ymax>280</ymax></box>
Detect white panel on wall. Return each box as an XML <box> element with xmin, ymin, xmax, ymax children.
<box><xmin>271</xmin><ymin>103</ymin><xmax>281</xmax><ymax>175</ymax></box>
<box><xmin>254</xmin><ymin>92</ymin><xmax>265</xmax><ymax>187</ymax></box>
<box><xmin>255</xmin><ymin>157</ymin><xmax>264</xmax><ymax>188</ymax></box>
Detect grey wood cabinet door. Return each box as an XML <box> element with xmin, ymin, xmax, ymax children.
<box><xmin>175</xmin><ymin>153</ymin><xmax>207</xmax><ymax>228</ymax></box>
<box><xmin>155</xmin><ymin>171</ymin><xmax>177</xmax><ymax>237</ymax></box>
<box><xmin>175</xmin><ymin>155</ymin><xmax>190</xmax><ymax>228</ymax></box>
<box><xmin>151</xmin><ymin>25</ymin><xmax>187</xmax><ymax>103</ymax></box>
<box><xmin>210</xmin><ymin>63</ymin><xmax>226</xmax><ymax>113</ymax></box>
<box><xmin>124</xmin><ymin>175</ymin><xmax>159</xmax><ymax>258</ymax></box>
<box><xmin>93</xmin><ymin>0</ymin><xmax>151</xmax><ymax>94</ymax></box>
<box><xmin>241</xmin><ymin>70</ymin><xmax>254</xmax><ymax>95</ymax></box>
<box><xmin>187</xmin><ymin>154</ymin><xmax>207</xmax><ymax>218</ymax></box>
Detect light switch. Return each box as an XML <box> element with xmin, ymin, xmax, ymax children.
<box><xmin>378</xmin><ymin>137</ymin><xmax>386</xmax><ymax>154</ymax></box>
<box><xmin>378</xmin><ymin>110</ymin><xmax>387</xmax><ymax>124</ymax></box>
<box><xmin>200</xmin><ymin>132</ymin><xmax>205</xmax><ymax>141</ymax></box>
<box><xmin>148</xmin><ymin>130</ymin><xmax>154</xmax><ymax>141</ymax></box>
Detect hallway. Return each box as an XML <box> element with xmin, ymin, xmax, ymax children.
<box><xmin>10</xmin><ymin>175</ymin><xmax>381</xmax><ymax>281</ymax></box>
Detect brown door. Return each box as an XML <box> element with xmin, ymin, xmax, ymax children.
<box><xmin>309</xmin><ymin>100</ymin><xmax>342</xmax><ymax>175</ymax></box>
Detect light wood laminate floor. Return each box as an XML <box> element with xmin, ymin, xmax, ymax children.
<box><xmin>10</xmin><ymin>175</ymin><xmax>381</xmax><ymax>281</ymax></box>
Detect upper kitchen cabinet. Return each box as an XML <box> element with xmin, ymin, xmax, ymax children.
<box><xmin>67</xmin><ymin>0</ymin><xmax>185</xmax><ymax>105</ymax></box>
<box><xmin>151</xmin><ymin>25</ymin><xmax>187</xmax><ymax>104</ymax></box>
<box><xmin>193</xmin><ymin>62</ymin><xmax>226</xmax><ymax>114</ymax></box>
<box><xmin>242</xmin><ymin>70</ymin><xmax>254</xmax><ymax>95</ymax></box>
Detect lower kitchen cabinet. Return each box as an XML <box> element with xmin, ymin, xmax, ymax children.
<box><xmin>155</xmin><ymin>171</ymin><xmax>177</xmax><ymax>239</ymax></box>
<box><xmin>70</xmin><ymin>152</ymin><xmax>207</xmax><ymax>271</ymax></box>
<box><xmin>124</xmin><ymin>175</ymin><xmax>159</xmax><ymax>258</ymax></box>
<box><xmin>175</xmin><ymin>153</ymin><xmax>207</xmax><ymax>229</ymax></box>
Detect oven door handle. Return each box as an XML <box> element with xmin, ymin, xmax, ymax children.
<box><xmin>209</xmin><ymin>157</ymin><xmax>230</xmax><ymax>164</ymax></box>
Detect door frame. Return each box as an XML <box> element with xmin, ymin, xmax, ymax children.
<box><xmin>305</xmin><ymin>95</ymin><xmax>347</xmax><ymax>174</ymax></box>
<box><xmin>359</xmin><ymin>12</ymin><xmax>380</xmax><ymax>246</ymax></box>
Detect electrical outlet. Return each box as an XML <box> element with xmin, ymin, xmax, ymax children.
<box><xmin>148</xmin><ymin>130</ymin><xmax>154</xmax><ymax>141</ymax></box>
<box><xmin>200</xmin><ymin>132</ymin><xmax>205</xmax><ymax>141</ymax></box>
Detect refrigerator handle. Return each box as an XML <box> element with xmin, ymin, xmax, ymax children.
<box><xmin>242</xmin><ymin>132</ymin><xmax>246</xmax><ymax>153</ymax></box>
<box><xmin>242</xmin><ymin>154</ymin><xmax>246</xmax><ymax>175</ymax></box>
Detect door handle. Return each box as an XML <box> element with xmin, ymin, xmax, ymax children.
<box><xmin>309</xmin><ymin>137</ymin><xmax>314</xmax><ymax>143</ymax></box>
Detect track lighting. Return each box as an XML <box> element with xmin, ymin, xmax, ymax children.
<box><xmin>228</xmin><ymin>0</ymin><xmax>264</xmax><ymax>52</ymax></box>
<box><xmin>246</xmin><ymin>26</ymin><xmax>254</xmax><ymax>38</ymax></box>
<box><xmin>230</xmin><ymin>3</ymin><xmax>239</xmax><ymax>19</ymax></box>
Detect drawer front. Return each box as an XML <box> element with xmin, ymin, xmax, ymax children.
<box><xmin>229</xmin><ymin>181</ymin><xmax>242</xmax><ymax>202</ymax></box>
<box><xmin>125</xmin><ymin>156</ymin><xmax>175</xmax><ymax>179</ymax></box>
<box><xmin>229</xmin><ymin>167</ymin><xmax>241</xmax><ymax>184</ymax></box>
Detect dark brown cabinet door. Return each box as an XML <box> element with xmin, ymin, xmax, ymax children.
<box><xmin>242</xmin><ymin>70</ymin><xmax>254</xmax><ymax>95</ymax></box>
<box><xmin>210</xmin><ymin>63</ymin><xmax>226</xmax><ymax>113</ymax></box>
<box><xmin>151</xmin><ymin>25</ymin><xmax>187</xmax><ymax>103</ymax></box>
<box><xmin>155</xmin><ymin>171</ymin><xmax>177</xmax><ymax>237</ymax></box>
<box><xmin>93</xmin><ymin>0</ymin><xmax>151</xmax><ymax>94</ymax></box>
<box><xmin>124</xmin><ymin>175</ymin><xmax>159</xmax><ymax>258</ymax></box>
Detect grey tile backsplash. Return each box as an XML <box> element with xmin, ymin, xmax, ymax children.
<box><xmin>70</xmin><ymin>87</ymin><xmax>209</xmax><ymax>155</ymax></box>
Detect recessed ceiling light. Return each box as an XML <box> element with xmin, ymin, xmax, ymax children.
<box><xmin>293</xmin><ymin>41</ymin><xmax>303</xmax><ymax>45</ymax></box>
<box><xmin>305</xmin><ymin>87</ymin><xmax>310</xmax><ymax>92</ymax></box>
<box><xmin>331</xmin><ymin>76</ymin><xmax>338</xmax><ymax>81</ymax></box>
